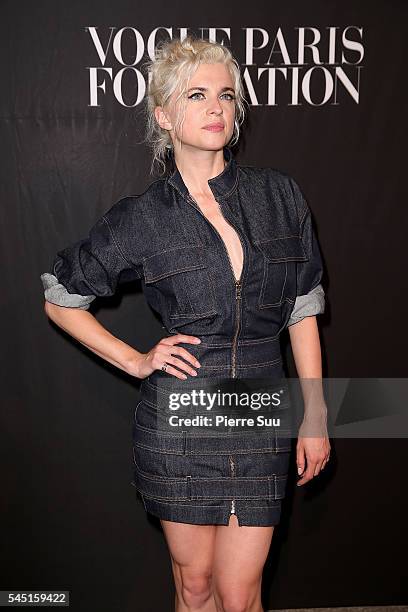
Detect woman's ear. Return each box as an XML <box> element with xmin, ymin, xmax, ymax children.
<box><xmin>154</xmin><ymin>106</ymin><xmax>172</xmax><ymax>131</ymax></box>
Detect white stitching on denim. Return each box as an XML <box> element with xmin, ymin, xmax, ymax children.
<box><xmin>135</xmin><ymin>463</ymin><xmax>288</xmax><ymax>484</ymax></box>
<box><xmin>258</xmin><ymin>259</ymin><xmax>287</xmax><ymax>308</ymax></box>
<box><xmin>143</xmin><ymin>499</ymin><xmax>229</xmax><ymax>508</ymax></box>
<box><xmin>237</xmin><ymin>358</ymin><xmax>282</xmax><ymax>368</ymax></box>
<box><xmin>133</xmin><ymin>443</ymin><xmax>291</xmax><ymax>454</ymax></box>
<box><xmin>242</xmin><ymin>504</ymin><xmax>281</xmax><ymax>509</ymax></box>
<box><xmin>137</xmin><ymin>492</ymin><xmax>284</xmax><ymax>502</ymax></box>
<box><xmin>212</xmin><ymin>166</ymin><xmax>239</xmax><ymax>200</ymax></box>
<box><xmin>143</xmin><ymin>262</ymin><xmax>207</xmax><ymax>283</ymax></box>
<box><xmin>102</xmin><ymin>214</ymin><xmax>141</xmax><ymax>276</ymax></box>
<box><xmin>134</xmin><ymin>399</ymin><xmax>142</xmax><ymax>423</ymax></box>
<box><xmin>299</xmin><ymin>205</ymin><xmax>309</xmax><ymax>226</ymax></box>
<box><xmin>168</xmin><ymin>309</ymin><xmax>217</xmax><ymax>319</ymax></box>
<box><xmin>255</xmin><ymin>237</ymin><xmax>308</xmax><ymax>262</ymax></box>
<box><xmin>255</xmin><ymin>234</ymin><xmax>301</xmax><ymax>242</ymax></box>
<box><xmin>239</xmin><ymin>335</ymin><xmax>280</xmax><ymax>345</ymax></box>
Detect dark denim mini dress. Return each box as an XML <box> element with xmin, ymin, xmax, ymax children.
<box><xmin>41</xmin><ymin>146</ymin><xmax>325</xmax><ymax>527</ymax></box>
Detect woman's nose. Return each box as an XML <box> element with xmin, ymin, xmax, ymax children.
<box><xmin>207</xmin><ymin>97</ymin><xmax>223</xmax><ymax>114</ymax></box>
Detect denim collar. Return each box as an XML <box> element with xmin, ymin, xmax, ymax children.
<box><xmin>167</xmin><ymin>146</ymin><xmax>238</xmax><ymax>201</ymax></box>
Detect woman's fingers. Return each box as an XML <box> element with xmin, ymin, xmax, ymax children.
<box><xmin>296</xmin><ymin>444</ymin><xmax>306</xmax><ymax>476</ymax></box>
<box><xmin>313</xmin><ymin>460</ymin><xmax>324</xmax><ymax>477</ymax></box>
<box><xmin>165</xmin><ymin>344</ymin><xmax>201</xmax><ymax>370</ymax></box>
<box><xmin>296</xmin><ymin>438</ymin><xmax>331</xmax><ymax>485</ymax></box>
<box><xmin>158</xmin><ymin>335</ymin><xmax>202</xmax><ymax>378</ymax></box>
<box><xmin>159</xmin><ymin>353</ymin><xmax>199</xmax><ymax>378</ymax></box>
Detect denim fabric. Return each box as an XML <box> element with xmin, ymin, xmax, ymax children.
<box><xmin>40</xmin><ymin>145</ymin><xmax>325</xmax><ymax>380</ymax></box>
<box><xmin>131</xmin><ymin>380</ymin><xmax>292</xmax><ymax>527</ymax></box>
<box><xmin>41</xmin><ymin>146</ymin><xmax>326</xmax><ymax>525</ymax></box>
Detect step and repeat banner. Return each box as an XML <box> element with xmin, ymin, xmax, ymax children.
<box><xmin>1</xmin><ymin>0</ymin><xmax>407</xmax><ymax>610</ymax></box>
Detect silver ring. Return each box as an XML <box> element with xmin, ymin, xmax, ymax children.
<box><xmin>161</xmin><ymin>362</ymin><xmax>168</xmax><ymax>372</ymax></box>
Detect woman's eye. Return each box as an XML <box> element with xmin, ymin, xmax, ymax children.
<box><xmin>188</xmin><ymin>92</ymin><xmax>235</xmax><ymax>100</ymax></box>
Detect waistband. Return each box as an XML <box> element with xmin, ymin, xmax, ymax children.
<box><xmin>146</xmin><ymin>334</ymin><xmax>284</xmax><ymax>382</ymax></box>
<box><xmin>136</xmin><ymin>377</ymin><xmax>293</xmax><ymax>450</ymax></box>
<box><xmin>139</xmin><ymin>376</ymin><xmax>291</xmax><ymax>414</ymax></box>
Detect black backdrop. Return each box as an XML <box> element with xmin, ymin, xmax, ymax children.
<box><xmin>1</xmin><ymin>0</ymin><xmax>408</xmax><ymax>610</ymax></box>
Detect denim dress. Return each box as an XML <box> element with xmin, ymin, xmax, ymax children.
<box><xmin>40</xmin><ymin>146</ymin><xmax>325</xmax><ymax>527</ymax></box>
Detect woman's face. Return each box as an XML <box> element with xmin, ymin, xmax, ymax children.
<box><xmin>156</xmin><ymin>62</ymin><xmax>236</xmax><ymax>153</ymax></box>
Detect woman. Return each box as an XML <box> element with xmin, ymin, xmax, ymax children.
<box><xmin>41</xmin><ymin>36</ymin><xmax>330</xmax><ymax>612</ymax></box>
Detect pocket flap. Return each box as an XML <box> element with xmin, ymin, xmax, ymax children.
<box><xmin>256</xmin><ymin>236</ymin><xmax>308</xmax><ymax>262</ymax></box>
<box><xmin>143</xmin><ymin>245</ymin><xmax>207</xmax><ymax>283</ymax></box>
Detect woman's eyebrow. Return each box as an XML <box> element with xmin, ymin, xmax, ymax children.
<box><xmin>187</xmin><ymin>86</ymin><xmax>235</xmax><ymax>93</ymax></box>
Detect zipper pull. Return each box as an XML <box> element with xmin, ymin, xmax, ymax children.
<box><xmin>235</xmin><ymin>280</ymin><xmax>242</xmax><ymax>299</ymax></box>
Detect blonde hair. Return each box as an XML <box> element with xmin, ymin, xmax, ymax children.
<box><xmin>141</xmin><ymin>35</ymin><xmax>248</xmax><ymax>176</ymax></box>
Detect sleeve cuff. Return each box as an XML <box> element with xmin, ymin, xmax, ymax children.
<box><xmin>40</xmin><ymin>272</ymin><xmax>95</xmax><ymax>310</ymax></box>
<box><xmin>287</xmin><ymin>283</ymin><xmax>325</xmax><ymax>327</ymax></box>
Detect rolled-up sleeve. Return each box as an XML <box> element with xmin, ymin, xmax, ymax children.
<box><xmin>40</xmin><ymin>209</ymin><xmax>141</xmax><ymax>310</ymax></box>
<box><xmin>287</xmin><ymin>178</ymin><xmax>326</xmax><ymax>327</ymax></box>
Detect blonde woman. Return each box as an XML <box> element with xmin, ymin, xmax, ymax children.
<box><xmin>41</xmin><ymin>36</ymin><xmax>330</xmax><ymax>612</ymax></box>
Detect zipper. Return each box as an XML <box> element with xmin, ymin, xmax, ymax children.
<box><xmin>231</xmin><ymin>280</ymin><xmax>242</xmax><ymax>378</ymax></box>
<box><xmin>229</xmin><ymin>455</ymin><xmax>236</xmax><ymax>515</ymax></box>
<box><xmin>186</xmin><ymin>194</ymin><xmax>244</xmax><ymax>379</ymax></box>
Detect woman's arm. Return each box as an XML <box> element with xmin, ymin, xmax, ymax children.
<box><xmin>44</xmin><ymin>301</ymin><xmax>201</xmax><ymax>380</ymax></box>
<box><xmin>288</xmin><ymin>315</ymin><xmax>331</xmax><ymax>485</ymax></box>
<box><xmin>44</xmin><ymin>301</ymin><xmax>143</xmax><ymax>376</ymax></box>
<box><xmin>288</xmin><ymin>315</ymin><xmax>322</xmax><ymax>378</ymax></box>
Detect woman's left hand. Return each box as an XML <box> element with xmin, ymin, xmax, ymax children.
<box><xmin>296</xmin><ymin>432</ymin><xmax>331</xmax><ymax>486</ymax></box>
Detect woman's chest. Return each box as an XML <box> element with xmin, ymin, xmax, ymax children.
<box><xmin>190</xmin><ymin>194</ymin><xmax>244</xmax><ymax>283</ymax></box>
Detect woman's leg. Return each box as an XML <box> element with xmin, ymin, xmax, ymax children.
<box><xmin>212</xmin><ymin>514</ymin><xmax>274</xmax><ymax>612</ymax></box>
<box><xmin>160</xmin><ymin>513</ymin><xmax>274</xmax><ymax>612</ymax></box>
<box><xmin>160</xmin><ymin>518</ymin><xmax>218</xmax><ymax>611</ymax></box>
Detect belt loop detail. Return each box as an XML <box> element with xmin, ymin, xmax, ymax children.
<box><xmin>182</xmin><ymin>430</ymin><xmax>187</xmax><ymax>455</ymax></box>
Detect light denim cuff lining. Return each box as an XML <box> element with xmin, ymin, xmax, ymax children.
<box><xmin>40</xmin><ymin>272</ymin><xmax>95</xmax><ymax>310</ymax></box>
<box><xmin>287</xmin><ymin>283</ymin><xmax>325</xmax><ymax>327</ymax></box>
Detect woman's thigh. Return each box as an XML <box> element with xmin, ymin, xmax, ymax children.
<box><xmin>160</xmin><ymin>514</ymin><xmax>274</xmax><ymax>585</ymax></box>
<box><xmin>212</xmin><ymin>514</ymin><xmax>274</xmax><ymax>593</ymax></box>
<box><xmin>160</xmin><ymin>518</ymin><xmax>217</xmax><ymax>577</ymax></box>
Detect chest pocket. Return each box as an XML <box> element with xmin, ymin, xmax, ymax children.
<box><xmin>256</xmin><ymin>236</ymin><xmax>308</xmax><ymax>308</ymax></box>
<box><xmin>142</xmin><ymin>245</ymin><xmax>217</xmax><ymax>320</ymax></box>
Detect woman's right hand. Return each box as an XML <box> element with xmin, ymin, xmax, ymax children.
<box><xmin>130</xmin><ymin>334</ymin><xmax>202</xmax><ymax>380</ymax></box>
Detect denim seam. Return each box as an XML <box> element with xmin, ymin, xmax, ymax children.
<box><xmin>133</xmin><ymin>443</ymin><xmax>291</xmax><ymax>454</ymax></box>
<box><xmin>299</xmin><ymin>205</ymin><xmax>309</xmax><ymax>227</ymax></box>
<box><xmin>135</xmin><ymin>492</ymin><xmax>284</xmax><ymax>502</ymax></box>
<box><xmin>237</xmin><ymin>358</ymin><xmax>282</xmax><ymax>368</ymax></box>
<box><xmin>239</xmin><ymin>335</ymin><xmax>280</xmax><ymax>345</ymax></box>
<box><xmin>143</xmin><ymin>499</ymin><xmax>231</xmax><ymax>508</ymax></box>
<box><xmin>258</xmin><ymin>257</ymin><xmax>286</xmax><ymax>308</ymax></box>
<box><xmin>255</xmin><ymin>234</ymin><xmax>302</xmax><ymax>243</ymax></box>
<box><xmin>243</xmin><ymin>503</ymin><xmax>281</xmax><ymax>508</ymax></box>
<box><xmin>102</xmin><ymin>214</ymin><xmax>140</xmax><ymax>277</ymax></box>
<box><xmin>134</xmin><ymin>423</ymin><xmax>291</xmax><ymax>437</ymax></box>
<box><xmin>143</xmin><ymin>263</ymin><xmax>206</xmax><ymax>283</ymax></box>
<box><xmin>135</xmin><ymin>464</ymin><xmax>287</xmax><ymax>483</ymax></box>
<box><xmin>216</xmin><ymin>169</ymin><xmax>239</xmax><ymax>200</ymax></box>
<box><xmin>168</xmin><ymin>309</ymin><xmax>217</xmax><ymax>319</ymax></box>
<box><xmin>287</xmin><ymin>175</ymin><xmax>308</xmax><ymax>226</ymax></box>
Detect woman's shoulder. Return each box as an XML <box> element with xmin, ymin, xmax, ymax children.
<box><xmin>237</xmin><ymin>161</ymin><xmax>306</xmax><ymax>212</ymax></box>
<box><xmin>237</xmin><ymin>161</ymin><xmax>301</xmax><ymax>191</ymax></box>
<box><xmin>103</xmin><ymin>177</ymin><xmax>169</xmax><ymax>220</ymax></box>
